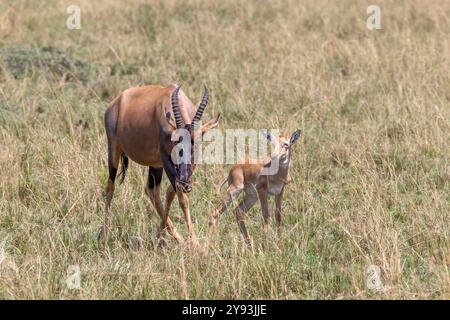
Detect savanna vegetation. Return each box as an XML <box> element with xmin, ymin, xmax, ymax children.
<box><xmin>0</xmin><ymin>0</ymin><xmax>449</xmax><ymax>299</ymax></box>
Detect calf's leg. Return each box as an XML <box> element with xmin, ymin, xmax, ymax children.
<box><xmin>204</xmin><ymin>184</ymin><xmax>243</xmax><ymax>256</ymax></box>
<box><xmin>233</xmin><ymin>194</ymin><xmax>257</xmax><ymax>246</ymax></box>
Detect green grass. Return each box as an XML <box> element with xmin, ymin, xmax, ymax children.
<box><xmin>0</xmin><ymin>0</ymin><xmax>449</xmax><ymax>299</ymax></box>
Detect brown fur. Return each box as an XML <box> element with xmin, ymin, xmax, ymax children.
<box><xmin>99</xmin><ymin>84</ymin><xmax>219</xmax><ymax>247</ymax></box>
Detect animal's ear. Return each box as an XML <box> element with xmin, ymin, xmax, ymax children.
<box><xmin>165</xmin><ymin>112</ymin><xmax>177</xmax><ymax>130</ymax></box>
<box><xmin>261</xmin><ymin>129</ymin><xmax>275</xmax><ymax>142</ymax></box>
<box><xmin>290</xmin><ymin>129</ymin><xmax>302</xmax><ymax>145</ymax></box>
<box><xmin>201</xmin><ymin>113</ymin><xmax>220</xmax><ymax>134</ymax></box>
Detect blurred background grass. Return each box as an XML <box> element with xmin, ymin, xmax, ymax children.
<box><xmin>0</xmin><ymin>0</ymin><xmax>449</xmax><ymax>299</ymax></box>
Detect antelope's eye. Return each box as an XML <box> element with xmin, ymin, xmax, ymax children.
<box><xmin>283</xmin><ymin>143</ymin><xmax>289</xmax><ymax>148</ymax></box>
<box><xmin>179</xmin><ymin>149</ymin><xmax>183</xmax><ymax>157</ymax></box>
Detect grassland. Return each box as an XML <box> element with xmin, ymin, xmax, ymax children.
<box><xmin>0</xmin><ymin>0</ymin><xmax>449</xmax><ymax>299</ymax></box>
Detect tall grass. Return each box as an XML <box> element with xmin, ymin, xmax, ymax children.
<box><xmin>0</xmin><ymin>0</ymin><xmax>449</xmax><ymax>299</ymax></box>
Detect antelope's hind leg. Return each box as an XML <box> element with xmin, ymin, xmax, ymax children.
<box><xmin>98</xmin><ymin>138</ymin><xmax>121</xmax><ymax>242</ymax></box>
<box><xmin>234</xmin><ymin>193</ymin><xmax>257</xmax><ymax>246</ymax></box>
<box><xmin>146</xmin><ymin>167</ymin><xmax>183</xmax><ymax>246</ymax></box>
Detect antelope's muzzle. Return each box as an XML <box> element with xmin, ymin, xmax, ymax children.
<box><xmin>176</xmin><ymin>163</ymin><xmax>192</xmax><ymax>193</ymax></box>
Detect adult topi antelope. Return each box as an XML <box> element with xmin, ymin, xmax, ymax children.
<box><xmin>99</xmin><ymin>84</ymin><xmax>220</xmax><ymax>247</ymax></box>
<box><xmin>204</xmin><ymin>129</ymin><xmax>301</xmax><ymax>255</ymax></box>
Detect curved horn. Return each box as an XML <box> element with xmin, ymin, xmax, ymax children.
<box><xmin>171</xmin><ymin>86</ymin><xmax>184</xmax><ymax>128</ymax></box>
<box><xmin>191</xmin><ymin>86</ymin><xmax>209</xmax><ymax>129</ymax></box>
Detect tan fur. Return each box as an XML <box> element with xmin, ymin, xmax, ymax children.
<box><xmin>204</xmin><ymin>132</ymin><xmax>301</xmax><ymax>255</ymax></box>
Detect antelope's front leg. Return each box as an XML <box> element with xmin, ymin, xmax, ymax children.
<box><xmin>274</xmin><ymin>187</ymin><xmax>285</xmax><ymax>237</ymax></box>
<box><xmin>257</xmin><ymin>188</ymin><xmax>270</xmax><ymax>233</ymax></box>
<box><xmin>163</xmin><ymin>184</ymin><xmax>184</xmax><ymax>244</ymax></box>
<box><xmin>176</xmin><ymin>191</ymin><xmax>199</xmax><ymax>248</ymax></box>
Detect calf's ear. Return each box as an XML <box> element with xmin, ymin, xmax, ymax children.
<box><xmin>290</xmin><ymin>129</ymin><xmax>302</xmax><ymax>145</ymax></box>
<box><xmin>261</xmin><ymin>129</ymin><xmax>275</xmax><ymax>142</ymax></box>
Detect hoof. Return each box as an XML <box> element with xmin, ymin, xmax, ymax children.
<box><xmin>189</xmin><ymin>238</ymin><xmax>201</xmax><ymax>252</ymax></box>
<box><xmin>97</xmin><ymin>226</ymin><xmax>106</xmax><ymax>243</ymax></box>
<box><xmin>156</xmin><ymin>235</ymin><xmax>169</xmax><ymax>248</ymax></box>
<box><xmin>173</xmin><ymin>216</ymin><xmax>197</xmax><ymax>224</ymax></box>
<box><xmin>173</xmin><ymin>216</ymin><xmax>184</xmax><ymax>224</ymax></box>
<box><xmin>129</xmin><ymin>236</ymin><xmax>144</xmax><ymax>251</ymax></box>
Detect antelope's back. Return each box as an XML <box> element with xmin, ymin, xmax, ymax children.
<box><xmin>112</xmin><ymin>85</ymin><xmax>171</xmax><ymax>166</ymax></box>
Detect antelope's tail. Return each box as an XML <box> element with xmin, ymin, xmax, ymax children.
<box><xmin>117</xmin><ymin>153</ymin><xmax>129</xmax><ymax>184</ymax></box>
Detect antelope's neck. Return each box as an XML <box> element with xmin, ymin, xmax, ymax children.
<box><xmin>277</xmin><ymin>158</ymin><xmax>291</xmax><ymax>180</ymax></box>
<box><xmin>263</xmin><ymin>156</ymin><xmax>291</xmax><ymax>179</ymax></box>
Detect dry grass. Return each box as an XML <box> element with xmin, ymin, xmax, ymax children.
<box><xmin>0</xmin><ymin>0</ymin><xmax>449</xmax><ymax>299</ymax></box>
